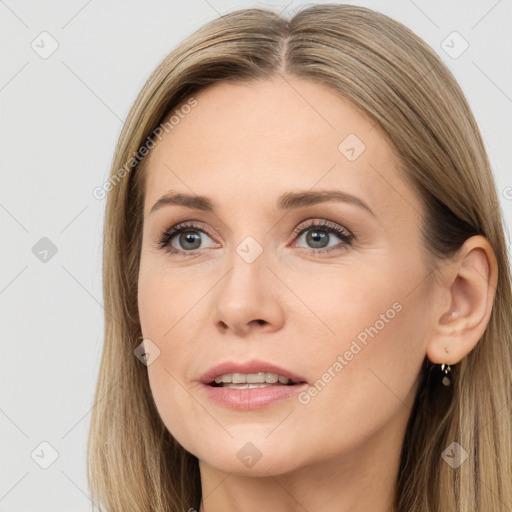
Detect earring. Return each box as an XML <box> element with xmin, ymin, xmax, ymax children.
<box><xmin>440</xmin><ymin>363</ymin><xmax>452</xmax><ymax>386</ymax></box>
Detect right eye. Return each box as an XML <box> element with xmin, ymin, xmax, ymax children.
<box><xmin>157</xmin><ymin>221</ymin><xmax>218</xmax><ymax>255</ymax></box>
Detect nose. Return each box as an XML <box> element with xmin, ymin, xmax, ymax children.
<box><xmin>211</xmin><ymin>245</ymin><xmax>285</xmax><ymax>337</ymax></box>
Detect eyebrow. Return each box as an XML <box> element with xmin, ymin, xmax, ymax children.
<box><xmin>149</xmin><ymin>189</ymin><xmax>375</xmax><ymax>217</ymax></box>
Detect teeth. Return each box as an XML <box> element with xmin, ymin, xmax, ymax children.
<box><xmin>213</xmin><ymin>372</ymin><xmax>291</xmax><ymax>385</ymax></box>
<box><xmin>246</xmin><ymin>372</ymin><xmax>266</xmax><ymax>383</ymax></box>
<box><xmin>223</xmin><ymin>383</ymin><xmax>276</xmax><ymax>389</ymax></box>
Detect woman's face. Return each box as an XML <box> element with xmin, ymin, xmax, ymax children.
<box><xmin>138</xmin><ymin>76</ymin><xmax>439</xmax><ymax>476</ymax></box>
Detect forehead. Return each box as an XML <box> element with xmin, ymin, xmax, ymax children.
<box><xmin>141</xmin><ymin>76</ymin><xmax>420</xmax><ymax>222</ymax></box>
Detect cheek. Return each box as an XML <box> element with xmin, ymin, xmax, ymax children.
<box><xmin>137</xmin><ymin>259</ymin><xmax>207</xmax><ymax>337</ymax></box>
<box><xmin>137</xmin><ymin>264</ymin><xmax>212</xmax><ymax>450</ymax></box>
<box><xmin>145</xmin><ymin>358</ymin><xmax>193</xmax><ymax>436</ymax></box>
<box><xmin>287</xmin><ymin>257</ymin><xmax>429</xmax><ymax>422</ymax></box>
<box><xmin>302</xmin><ymin>278</ymin><xmax>427</xmax><ymax>422</ymax></box>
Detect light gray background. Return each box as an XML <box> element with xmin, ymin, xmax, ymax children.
<box><xmin>1</xmin><ymin>1</ymin><xmax>511</xmax><ymax>510</ymax></box>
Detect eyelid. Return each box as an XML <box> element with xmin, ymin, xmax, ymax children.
<box><xmin>292</xmin><ymin>218</ymin><xmax>352</xmax><ymax>237</ymax></box>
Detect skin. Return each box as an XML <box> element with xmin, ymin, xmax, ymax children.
<box><xmin>137</xmin><ymin>75</ymin><xmax>498</xmax><ymax>512</ymax></box>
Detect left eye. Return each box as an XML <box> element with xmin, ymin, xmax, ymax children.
<box><xmin>291</xmin><ymin>222</ymin><xmax>354</xmax><ymax>252</ymax></box>
<box><xmin>162</xmin><ymin>227</ymin><xmax>215</xmax><ymax>253</ymax></box>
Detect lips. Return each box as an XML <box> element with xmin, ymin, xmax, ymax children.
<box><xmin>198</xmin><ymin>359</ymin><xmax>309</xmax><ymax>409</ymax></box>
<box><xmin>199</xmin><ymin>359</ymin><xmax>307</xmax><ymax>386</ymax></box>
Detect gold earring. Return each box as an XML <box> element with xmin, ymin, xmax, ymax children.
<box><xmin>440</xmin><ymin>363</ymin><xmax>452</xmax><ymax>386</ymax></box>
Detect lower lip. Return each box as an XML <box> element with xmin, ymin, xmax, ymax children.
<box><xmin>201</xmin><ymin>382</ymin><xmax>309</xmax><ymax>409</ymax></box>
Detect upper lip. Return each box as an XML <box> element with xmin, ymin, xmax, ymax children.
<box><xmin>199</xmin><ymin>359</ymin><xmax>307</xmax><ymax>384</ymax></box>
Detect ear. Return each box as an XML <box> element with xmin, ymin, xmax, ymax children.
<box><xmin>426</xmin><ymin>235</ymin><xmax>499</xmax><ymax>365</ymax></box>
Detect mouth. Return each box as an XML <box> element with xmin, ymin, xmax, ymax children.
<box><xmin>207</xmin><ymin>372</ymin><xmax>305</xmax><ymax>389</ymax></box>
<box><xmin>198</xmin><ymin>360</ymin><xmax>308</xmax><ymax>408</ymax></box>
<box><xmin>201</xmin><ymin>370</ymin><xmax>309</xmax><ymax>409</ymax></box>
<box><xmin>199</xmin><ymin>359</ymin><xmax>308</xmax><ymax>387</ymax></box>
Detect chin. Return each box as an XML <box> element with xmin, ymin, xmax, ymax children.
<box><xmin>187</xmin><ymin>436</ymin><xmax>303</xmax><ymax>476</ymax></box>
<box><xmin>199</xmin><ymin>451</ymin><xmax>298</xmax><ymax>477</ymax></box>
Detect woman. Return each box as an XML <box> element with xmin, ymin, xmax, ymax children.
<box><xmin>87</xmin><ymin>4</ymin><xmax>512</xmax><ymax>511</ymax></box>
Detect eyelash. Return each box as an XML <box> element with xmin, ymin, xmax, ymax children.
<box><xmin>156</xmin><ymin>219</ymin><xmax>354</xmax><ymax>257</ymax></box>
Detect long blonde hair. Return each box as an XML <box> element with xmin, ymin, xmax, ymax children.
<box><xmin>87</xmin><ymin>4</ymin><xmax>512</xmax><ymax>511</ymax></box>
